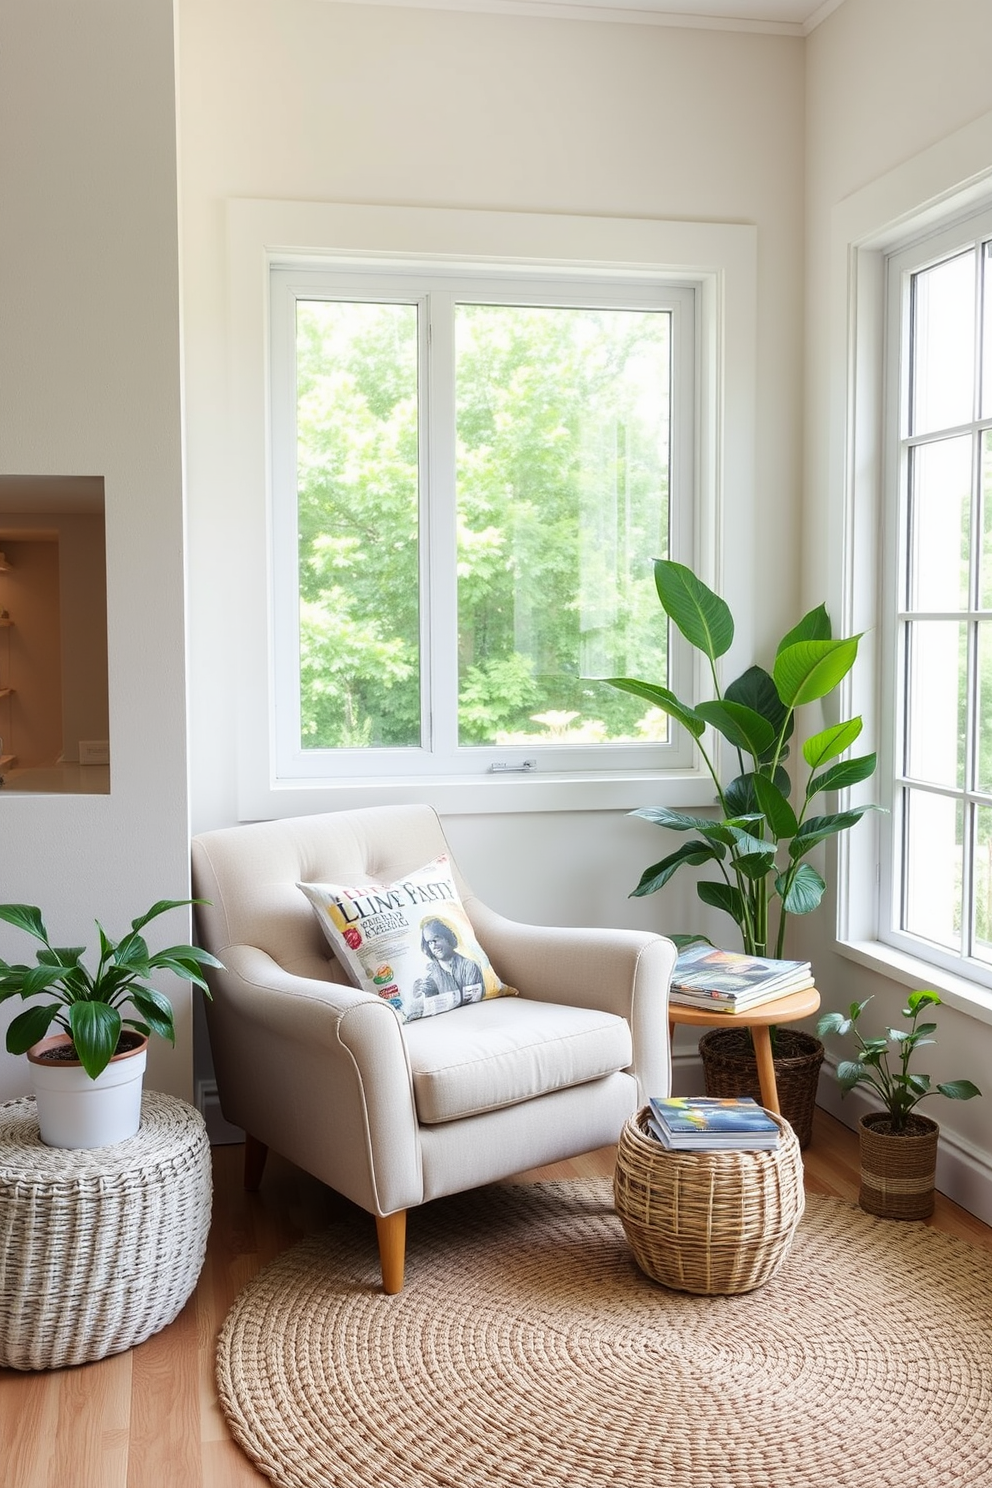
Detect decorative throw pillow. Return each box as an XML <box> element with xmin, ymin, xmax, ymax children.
<box><xmin>297</xmin><ymin>854</ymin><xmax>517</xmax><ymax>1022</ymax></box>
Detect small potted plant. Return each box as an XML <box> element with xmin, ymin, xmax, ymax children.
<box><xmin>606</xmin><ymin>561</ymin><xmax>880</xmax><ymax>1145</ymax></box>
<box><xmin>817</xmin><ymin>990</ymin><xmax>981</xmax><ymax>1219</ymax></box>
<box><xmin>0</xmin><ymin>899</ymin><xmax>222</xmax><ymax>1149</ymax></box>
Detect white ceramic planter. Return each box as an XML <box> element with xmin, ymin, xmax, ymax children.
<box><xmin>27</xmin><ymin>1033</ymin><xmax>148</xmax><ymax>1148</ymax></box>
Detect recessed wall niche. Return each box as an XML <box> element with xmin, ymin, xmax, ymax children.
<box><xmin>0</xmin><ymin>476</ymin><xmax>109</xmax><ymax>794</ymax></box>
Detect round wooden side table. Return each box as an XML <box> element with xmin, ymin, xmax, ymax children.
<box><xmin>0</xmin><ymin>1089</ymin><xmax>212</xmax><ymax>1370</ymax></box>
<box><xmin>667</xmin><ymin>985</ymin><xmax>821</xmax><ymax>1115</ymax></box>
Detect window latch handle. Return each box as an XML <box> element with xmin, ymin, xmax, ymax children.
<box><xmin>488</xmin><ymin>760</ymin><xmax>536</xmax><ymax>773</ymax></box>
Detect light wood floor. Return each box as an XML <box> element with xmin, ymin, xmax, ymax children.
<box><xmin>2</xmin><ymin>1107</ymin><xmax>990</xmax><ymax>1488</ymax></box>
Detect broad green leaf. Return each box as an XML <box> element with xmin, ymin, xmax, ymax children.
<box><xmin>777</xmin><ymin>861</ymin><xmax>825</xmax><ymax>914</ymax></box>
<box><xmin>906</xmin><ymin>989</ymin><xmax>942</xmax><ymax>1014</ymax></box>
<box><xmin>605</xmin><ymin>678</ymin><xmax>706</xmax><ymax>738</ymax></box>
<box><xmin>632</xmin><ymin>806</ymin><xmax>729</xmax><ymax>836</ymax></box>
<box><xmin>696</xmin><ymin>880</ymin><xmax>746</xmax><ymax>927</ymax></box>
<box><xmin>808</xmin><ymin>754</ymin><xmax>878</xmax><ymax>797</ymax></box>
<box><xmin>5</xmin><ymin>1003</ymin><xmax>63</xmax><ymax>1055</ymax></box>
<box><xmin>803</xmin><ymin>718</ymin><xmax>863</xmax><ymax>769</ymax></box>
<box><xmin>130</xmin><ymin>898</ymin><xmax>198</xmax><ymax>934</ymax></box>
<box><xmin>38</xmin><ymin>946</ymin><xmax>86</xmax><ymax>968</ymax></box>
<box><xmin>725</xmin><ymin>666</ymin><xmax>793</xmax><ymax>742</ymax></box>
<box><xmin>115</xmin><ymin>932</ymin><xmax>151</xmax><ymax>971</ymax></box>
<box><xmin>753</xmin><ymin>773</ymin><xmax>799</xmax><ymax>839</ymax></box>
<box><xmin>653</xmin><ymin>560</ymin><xmax>734</xmax><ymax>662</ymax></box>
<box><xmin>734</xmin><ymin>852</ymin><xmax>778</xmax><ymax>880</ymax></box>
<box><xmin>68</xmin><ymin>1001</ymin><xmax>122</xmax><ymax>1081</ymax></box>
<box><xmin>725</xmin><ymin>767</ymin><xmax>791</xmax><ymax>817</ymax></box>
<box><xmin>837</xmin><ymin>1059</ymin><xmax>867</xmax><ymax>1090</ymax></box>
<box><xmin>773</xmin><ymin>635</ymin><xmax>862</xmax><ymax>708</ymax></box>
<box><xmin>670</xmin><ymin>933</ymin><xmax>713</xmax><ymax>950</ymax></box>
<box><xmin>727</xmin><ymin>826</ymin><xmax>776</xmax><ymax>857</ymax></box>
<box><xmin>695</xmin><ymin>700</ymin><xmax>776</xmax><ymax>757</ymax></box>
<box><xmin>777</xmin><ymin>604</ymin><xmax>833</xmax><ymax>653</ymax></box>
<box><xmin>149</xmin><ymin>944</ymin><xmax>224</xmax><ymax>970</ymax></box>
<box><xmin>0</xmin><ymin>904</ymin><xmax>49</xmax><ymax>943</ymax></box>
<box><xmin>788</xmin><ymin>810</ymin><xmax>866</xmax><ymax>860</ymax></box>
<box><xmin>937</xmin><ymin>1080</ymin><xmax>982</xmax><ymax>1100</ymax></box>
<box><xmin>15</xmin><ymin>964</ymin><xmax>75</xmax><ymax>998</ymax></box>
<box><xmin>128</xmin><ymin>987</ymin><xmax>176</xmax><ymax>1043</ymax></box>
<box><xmin>630</xmin><ymin>842</ymin><xmax>722</xmax><ymax>897</ymax></box>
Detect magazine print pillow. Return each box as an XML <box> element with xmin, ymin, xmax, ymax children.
<box><xmin>298</xmin><ymin>854</ymin><xmax>517</xmax><ymax>1023</ymax></box>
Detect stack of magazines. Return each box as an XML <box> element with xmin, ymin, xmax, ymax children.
<box><xmin>668</xmin><ymin>943</ymin><xmax>813</xmax><ymax>1013</ymax></box>
<box><xmin>647</xmin><ymin>1096</ymin><xmax>781</xmax><ymax>1150</ymax></box>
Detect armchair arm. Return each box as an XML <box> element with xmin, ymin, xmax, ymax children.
<box><xmin>205</xmin><ymin>946</ymin><xmax>424</xmax><ymax>1215</ymax></box>
<box><xmin>464</xmin><ymin>898</ymin><xmax>676</xmax><ymax>1101</ymax></box>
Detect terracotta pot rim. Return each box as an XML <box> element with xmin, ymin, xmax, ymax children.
<box><xmin>859</xmin><ymin>1110</ymin><xmax>940</xmax><ymax>1138</ymax></box>
<box><xmin>26</xmin><ymin>1030</ymin><xmax>149</xmax><ymax>1069</ymax></box>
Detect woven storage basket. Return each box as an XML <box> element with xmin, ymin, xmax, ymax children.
<box><xmin>0</xmin><ymin>1090</ymin><xmax>212</xmax><ymax>1370</ymax></box>
<box><xmin>858</xmin><ymin>1111</ymin><xmax>939</xmax><ymax>1220</ymax></box>
<box><xmin>698</xmin><ymin>1027</ymin><xmax>824</xmax><ymax>1149</ymax></box>
<box><xmin>613</xmin><ymin>1105</ymin><xmax>804</xmax><ymax>1294</ymax></box>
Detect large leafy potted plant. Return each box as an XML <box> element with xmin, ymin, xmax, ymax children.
<box><xmin>607</xmin><ymin>561</ymin><xmax>880</xmax><ymax>1144</ymax></box>
<box><xmin>817</xmin><ymin>990</ymin><xmax>981</xmax><ymax>1219</ymax></box>
<box><xmin>0</xmin><ymin>898</ymin><xmax>222</xmax><ymax>1149</ymax></box>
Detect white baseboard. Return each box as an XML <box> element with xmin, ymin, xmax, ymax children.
<box><xmin>195</xmin><ymin>1078</ymin><xmax>245</xmax><ymax>1145</ymax></box>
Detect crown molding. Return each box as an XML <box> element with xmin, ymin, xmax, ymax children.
<box><xmin>323</xmin><ymin>0</ymin><xmax>847</xmax><ymax>37</ymax></box>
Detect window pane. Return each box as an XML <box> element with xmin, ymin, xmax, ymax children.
<box><xmin>454</xmin><ymin>304</ymin><xmax>670</xmax><ymax>747</ymax></box>
<box><xmin>911</xmin><ymin>250</ymin><xmax>975</xmax><ymax>436</ymax></box>
<box><xmin>972</xmin><ymin>803</ymin><xmax>992</xmax><ymax>964</ymax></box>
<box><xmin>904</xmin><ymin>620</ymin><xmax>966</xmax><ymax>788</ymax></box>
<box><xmin>908</xmin><ymin>436</ymin><xmax>972</xmax><ymax>611</ymax></box>
<box><xmin>295</xmin><ymin>301</ymin><xmax>421</xmax><ymax>749</ymax></box>
<box><xmin>977</xmin><ymin>619</ymin><xmax>992</xmax><ymax>794</ymax></box>
<box><xmin>982</xmin><ymin>431</ymin><xmax>992</xmax><ymax>608</ymax></box>
<box><xmin>902</xmin><ymin>788</ymin><xmax>962</xmax><ymax>949</ymax></box>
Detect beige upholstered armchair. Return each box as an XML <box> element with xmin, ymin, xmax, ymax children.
<box><xmin>191</xmin><ymin>805</ymin><xmax>675</xmax><ymax>1293</ymax></box>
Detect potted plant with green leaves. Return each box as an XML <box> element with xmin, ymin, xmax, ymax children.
<box><xmin>0</xmin><ymin>898</ymin><xmax>222</xmax><ymax>1149</ymax></box>
<box><xmin>606</xmin><ymin>560</ymin><xmax>880</xmax><ymax>1145</ymax></box>
<box><xmin>817</xmin><ymin>990</ymin><xmax>981</xmax><ymax>1219</ymax></box>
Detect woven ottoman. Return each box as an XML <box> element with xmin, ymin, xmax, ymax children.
<box><xmin>613</xmin><ymin>1105</ymin><xmax>804</xmax><ymax>1295</ymax></box>
<box><xmin>0</xmin><ymin>1089</ymin><xmax>212</xmax><ymax>1370</ymax></box>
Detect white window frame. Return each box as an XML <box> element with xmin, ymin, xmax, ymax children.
<box><xmin>833</xmin><ymin>109</ymin><xmax>992</xmax><ymax>1025</ymax></box>
<box><xmin>879</xmin><ymin>212</ymin><xmax>992</xmax><ymax>987</ymax></box>
<box><xmin>270</xmin><ymin>262</ymin><xmax>697</xmax><ymax>782</ymax></box>
<box><xmin>224</xmin><ymin>200</ymin><xmax>757</xmax><ymax>819</ymax></box>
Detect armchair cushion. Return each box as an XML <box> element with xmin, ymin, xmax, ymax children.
<box><xmin>402</xmin><ymin>997</ymin><xmax>633</xmax><ymax>1125</ymax></box>
<box><xmin>298</xmin><ymin>854</ymin><xmax>517</xmax><ymax>1022</ymax></box>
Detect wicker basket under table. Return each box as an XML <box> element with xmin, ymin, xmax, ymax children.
<box><xmin>613</xmin><ymin>1106</ymin><xmax>804</xmax><ymax>1295</ymax></box>
<box><xmin>0</xmin><ymin>1089</ymin><xmax>212</xmax><ymax>1370</ymax></box>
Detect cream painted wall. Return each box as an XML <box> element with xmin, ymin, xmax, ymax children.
<box><xmin>179</xmin><ymin>0</ymin><xmax>805</xmax><ymax>963</ymax></box>
<box><xmin>804</xmin><ymin>0</ymin><xmax>992</xmax><ymax>1215</ymax></box>
<box><xmin>0</xmin><ymin>1</ymin><xmax>193</xmax><ymax>1101</ymax></box>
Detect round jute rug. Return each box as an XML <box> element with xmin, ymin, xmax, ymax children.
<box><xmin>216</xmin><ymin>1179</ymin><xmax>992</xmax><ymax>1488</ymax></box>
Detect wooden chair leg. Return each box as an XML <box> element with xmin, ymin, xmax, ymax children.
<box><xmin>375</xmin><ymin>1210</ymin><xmax>407</xmax><ymax>1295</ymax></box>
<box><xmin>243</xmin><ymin>1132</ymin><xmax>269</xmax><ymax>1191</ymax></box>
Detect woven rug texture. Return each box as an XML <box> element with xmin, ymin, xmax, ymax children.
<box><xmin>216</xmin><ymin>1179</ymin><xmax>992</xmax><ymax>1488</ymax></box>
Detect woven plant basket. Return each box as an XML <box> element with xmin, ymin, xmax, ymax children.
<box><xmin>698</xmin><ymin>1027</ymin><xmax>824</xmax><ymax>1149</ymax></box>
<box><xmin>613</xmin><ymin>1106</ymin><xmax>804</xmax><ymax>1295</ymax></box>
<box><xmin>858</xmin><ymin>1111</ymin><xmax>939</xmax><ymax>1221</ymax></box>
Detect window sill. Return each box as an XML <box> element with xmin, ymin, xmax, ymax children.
<box><xmin>239</xmin><ymin>767</ymin><xmax>719</xmax><ymax>821</ymax></box>
<box><xmin>836</xmin><ymin>938</ymin><xmax>992</xmax><ymax>1030</ymax></box>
